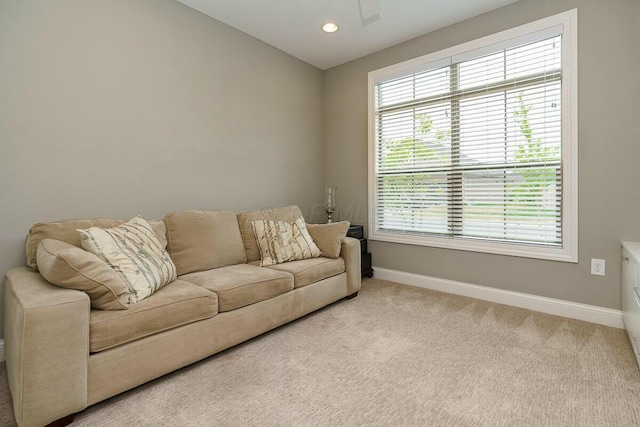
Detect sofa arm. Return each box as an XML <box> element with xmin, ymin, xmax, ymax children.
<box><xmin>340</xmin><ymin>237</ymin><xmax>362</xmax><ymax>296</ymax></box>
<box><xmin>4</xmin><ymin>267</ymin><xmax>90</xmax><ymax>427</ymax></box>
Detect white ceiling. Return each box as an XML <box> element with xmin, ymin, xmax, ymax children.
<box><xmin>176</xmin><ymin>0</ymin><xmax>520</xmax><ymax>70</ymax></box>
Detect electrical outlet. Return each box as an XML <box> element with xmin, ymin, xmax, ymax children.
<box><xmin>591</xmin><ymin>259</ymin><xmax>605</xmax><ymax>276</ymax></box>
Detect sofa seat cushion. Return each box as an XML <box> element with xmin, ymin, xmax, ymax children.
<box><xmin>266</xmin><ymin>257</ymin><xmax>345</xmax><ymax>289</ymax></box>
<box><xmin>179</xmin><ymin>264</ymin><xmax>294</xmax><ymax>312</ymax></box>
<box><xmin>90</xmin><ymin>280</ymin><xmax>218</xmax><ymax>353</ymax></box>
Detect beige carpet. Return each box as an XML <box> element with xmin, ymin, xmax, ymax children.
<box><xmin>1</xmin><ymin>278</ymin><xmax>640</xmax><ymax>426</ymax></box>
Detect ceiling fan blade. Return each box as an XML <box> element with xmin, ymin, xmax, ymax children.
<box><xmin>359</xmin><ymin>0</ymin><xmax>381</xmax><ymax>26</ymax></box>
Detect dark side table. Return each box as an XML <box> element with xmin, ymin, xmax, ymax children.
<box><xmin>347</xmin><ymin>225</ymin><xmax>374</xmax><ymax>278</ymax></box>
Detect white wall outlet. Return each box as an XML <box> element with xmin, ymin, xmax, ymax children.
<box><xmin>591</xmin><ymin>258</ymin><xmax>605</xmax><ymax>276</ymax></box>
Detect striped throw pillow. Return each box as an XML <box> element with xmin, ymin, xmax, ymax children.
<box><xmin>251</xmin><ymin>217</ymin><xmax>321</xmax><ymax>266</ymax></box>
<box><xmin>78</xmin><ymin>216</ymin><xmax>177</xmax><ymax>303</ymax></box>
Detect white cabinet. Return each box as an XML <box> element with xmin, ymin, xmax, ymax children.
<box><xmin>622</xmin><ymin>241</ymin><xmax>640</xmax><ymax>368</ymax></box>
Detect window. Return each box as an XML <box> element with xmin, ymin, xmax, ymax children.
<box><xmin>368</xmin><ymin>10</ymin><xmax>577</xmax><ymax>262</ymax></box>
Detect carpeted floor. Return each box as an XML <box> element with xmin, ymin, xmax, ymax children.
<box><xmin>1</xmin><ymin>278</ymin><xmax>640</xmax><ymax>426</ymax></box>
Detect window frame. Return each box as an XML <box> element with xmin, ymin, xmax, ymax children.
<box><xmin>367</xmin><ymin>9</ymin><xmax>578</xmax><ymax>263</ymax></box>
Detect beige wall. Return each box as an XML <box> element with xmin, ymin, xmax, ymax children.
<box><xmin>324</xmin><ymin>0</ymin><xmax>640</xmax><ymax>309</ymax></box>
<box><xmin>0</xmin><ymin>1</ymin><xmax>324</xmax><ymax>337</ymax></box>
<box><xmin>1</xmin><ymin>0</ymin><xmax>638</xmax><ymax>344</ymax></box>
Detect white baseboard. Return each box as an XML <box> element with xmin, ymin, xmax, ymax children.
<box><xmin>372</xmin><ymin>267</ymin><xmax>624</xmax><ymax>329</ymax></box>
<box><xmin>0</xmin><ymin>339</ymin><xmax>4</xmax><ymax>362</ymax></box>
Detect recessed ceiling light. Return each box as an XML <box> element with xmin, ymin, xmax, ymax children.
<box><xmin>322</xmin><ymin>22</ymin><xmax>339</xmax><ymax>33</ymax></box>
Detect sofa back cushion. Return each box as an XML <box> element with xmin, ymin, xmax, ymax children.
<box><xmin>237</xmin><ymin>205</ymin><xmax>303</xmax><ymax>263</ymax></box>
<box><xmin>26</xmin><ymin>218</ymin><xmax>167</xmax><ymax>271</ymax></box>
<box><xmin>163</xmin><ymin>210</ymin><xmax>247</xmax><ymax>275</ymax></box>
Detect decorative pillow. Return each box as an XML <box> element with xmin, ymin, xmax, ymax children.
<box><xmin>78</xmin><ymin>216</ymin><xmax>177</xmax><ymax>303</ymax></box>
<box><xmin>37</xmin><ymin>238</ymin><xmax>131</xmax><ymax>310</ymax></box>
<box><xmin>251</xmin><ymin>217</ymin><xmax>321</xmax><ymax>266</ymax></box>
<box><xmin>237</xmin><ymin>205</ymin><xmax>304</xmax><ymax>263</ymax></box>
<box><xmin>307</xmin><ymin>221</ymin><xmax>350</xmax><ymax>259</ymax></box>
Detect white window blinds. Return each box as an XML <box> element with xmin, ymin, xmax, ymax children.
<box><xmin>373</xmin><ymin>32</ymin><xmax>564</xmax><ymax>248</ymax></box>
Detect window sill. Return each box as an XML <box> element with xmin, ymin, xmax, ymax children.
<box><xmin>369</xmin><ymin>230</ymin><xmax>577</xmax><ymax>263</ymax></box>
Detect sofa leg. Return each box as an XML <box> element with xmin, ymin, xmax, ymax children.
<box><xmin>45</xmin><ymin>413</ymin><xmax>76</xmax><ymax>427</ymax></box>
<box><xmin>346</xmin><ymin>292</ymin><xmax>358</xmax><ymax>300</ymax></box>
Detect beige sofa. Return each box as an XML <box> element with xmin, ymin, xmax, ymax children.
<box><xmin>3</xmin><ymin>206</ymin><xmax>361</xmax><ymax>427</ymax></box>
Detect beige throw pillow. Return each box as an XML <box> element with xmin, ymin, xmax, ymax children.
<box><xmin>251</xmin><ymin>217</ymin><xmax>321</xmax><ymax>266</ymax></box>
<box><xmin>78</xmin><ymin>216</ymin><xmax>177</xmax><ymax>303</ymax></box>
<box><xmin>37</xmin><ymin>238</ymin><xmax>130</xmax><ymax>310</ymax></box>
<box><xmin>307</xmin><ymin>221</ymin><xmax>350</xmax><ymax>259</ymax></box>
